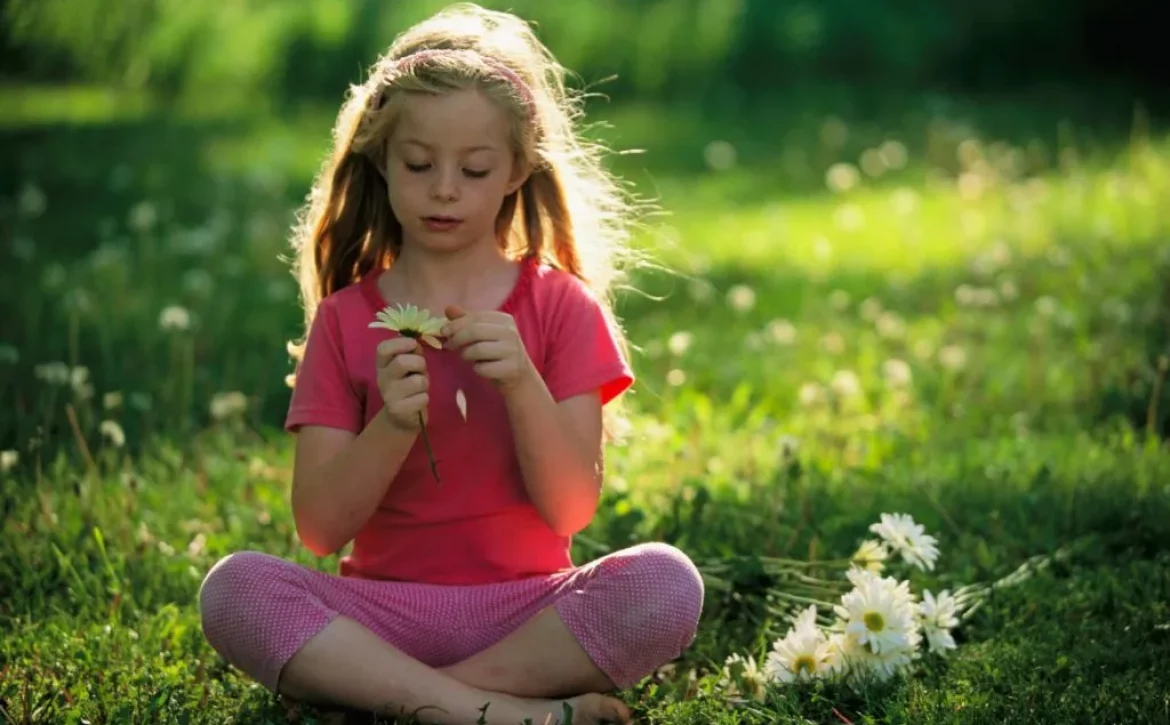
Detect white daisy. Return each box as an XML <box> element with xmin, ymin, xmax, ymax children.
<box><xmin>764</xmin><ymin>606</ymin><xmax>835</xmax><ymax>683</ymax></box>
<box><xmin>845</xmin><ymin>631</ymin><xmax>919</xmax><ymax>682</ymax></box>
<box><xmin>834</xmin><ymin>571</ymin><xmax>918</xmax><ymax>655</ymax></box>
<box><xmin>869</xmin><ymin>512</ymin><xmax>940</xmax><ymax>571</ymax></box>
<box><xmin>718</xmin><ymin>653</ymin><xmax>768</xmax><ymax>701</ymax></box>
<box><xmin>918</xmin><ymin>589</ymin><xmax>960</xmax><ymax>656</ymax></box>
<box><xmin>369</xmin><ymin>303</ymin><xmax>446</xmax><ymax>348</ymax></box>
<box><xmin>851</xmin><ymin>539</ymin><xmax>889</xmax><ymax>573</ymax></box>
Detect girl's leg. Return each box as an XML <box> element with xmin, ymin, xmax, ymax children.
<box><xmin>197</xmin><ymin>551</ymin><xmax>628</xmax><ymax>724</ymax></box>
<box><xmin>280</xmin><ymin>615</ymin><xmax>629</xmax><ymax>724</ymax></box>
<box><xmin>441</xmin><ymin>542</ymin><xmax>705</xmax><ymax>696</ymax></box>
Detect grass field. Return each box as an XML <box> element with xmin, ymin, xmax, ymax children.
<box><xmin>1</xmin><ymin>84</ymin><xmax>1169</xmax><ymax>724</ymax></box>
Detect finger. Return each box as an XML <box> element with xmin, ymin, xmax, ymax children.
<box><xmin>377</xmin><ymin>337</ymin><xmax>418</xmax><ymax>366</ymax></box>
<box><xmin>448</xmin><ymin>322</ymin><xmax>507</xmax><ymax>350</ymax></box>
<box><xmin>392</xmin><ymin>392</ymin><xmax>429</xmax><ymax>418</ymax></box>
<box><xmin>389</xmin><ymin>376</ymin><xmax>428</xmax><ymax>404</ymax></box>
<box><xmin>461</xmin><ymin>340</ymin><xmax>508</xmax><ymax>362</ymax></box>
<box><xmin>472</xmin><ymin>360</ymin><xmax>510</xmax><ymax>381</ymax></box>
<box><xmin>389</xmin><ymin>353</ymin><xmax>426</xmax><ymax>378</ymax></box>
<box><xmin>444</xmin><ymin>304</ymin><xmax>467</xmax><ymax>321</ymax></box>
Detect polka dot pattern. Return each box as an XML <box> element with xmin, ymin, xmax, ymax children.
<box><xmin>198</xmin><ymin>542</ymin><xmax>704</xmax><ymax>693</ymax></box>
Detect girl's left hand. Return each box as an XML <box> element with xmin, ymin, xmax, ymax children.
<box><xmin>442</xmin><ymin>305</ymin><xmax>537</xmax><ymax>393</ymax></box>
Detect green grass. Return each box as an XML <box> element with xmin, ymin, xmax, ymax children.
<box><xmin>2</xmin><ymin>84</ymin><xmax>1170</xmax><ymax>724</ymax></box>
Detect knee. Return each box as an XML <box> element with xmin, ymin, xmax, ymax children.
<box><xmin>198</xmin><ymin>551</ymin><xmax>292</xmax><ymax>647</ymax></box>
<box><xmin>616</xmin><ymin>542</ymin><xmax>706</xmax><ymax>647</ymax></box>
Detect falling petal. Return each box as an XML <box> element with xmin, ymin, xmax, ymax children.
<box><xmin>456</xmin><ymin>389</ymin><xmax>467</xmax><ymax>421</ymax></box>
<box><xmin>422</xmin><ymin>335</ymin><xmax>443</xmax><ymax>349</ymax></box>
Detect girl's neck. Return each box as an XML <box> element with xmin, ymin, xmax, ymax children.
<box><xmin>384</xmin><ymin>240</ymin><xmax>518</xmax><ymax>312</ymax></box>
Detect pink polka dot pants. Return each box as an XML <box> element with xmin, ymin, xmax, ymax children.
<box><xmin>198</xmin><ymin>542</ymin><xmax>704</xmax><ymax>693</ymax></box>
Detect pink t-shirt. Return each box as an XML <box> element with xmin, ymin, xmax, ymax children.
<box><xmin>285</xmin><ymin>256</ymin><xmax>635</xmax><ymax>585</ymax></box>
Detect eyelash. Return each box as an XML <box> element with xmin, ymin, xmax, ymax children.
<box><xmin>404</xmin><ymin>163</ymin><xmax>489</xmax><ymax>179</ymax></box>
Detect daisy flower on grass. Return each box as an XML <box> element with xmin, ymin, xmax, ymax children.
<box><xmin>918</xmin><ymin>589</ymin><xmax>960</xmax><ymax>656</ymax></box>
<box><xmin>851</xmin><ymin>539</ymin><xmax>889</xmax><ymax>573</ymax></box>
<box><xmin>369</xmin><ymin>303</ymin><xmax>451</xmax><ymax>482</ymax></box>
<box><xmin>834</xmin><ymin>568</ymin><xmax>919</xmax><ymax>655</ymax></box>
<box><xmin>869</xmin><ymin>512</ymin><xmax>940</xmax><ymax>571</ymax></box>
<box><xmin>764</xmin><ymin>605</ymin><xmax>836</xmax><ymax>683</ymax></box>
<box><xmin>718</xmin><ymin>653</ymin><xmax>768</xmax><ymax>702</ymax></box>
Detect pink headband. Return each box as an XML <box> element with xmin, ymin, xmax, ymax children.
<box><xmin>375</xmin><ymin>48</ymin><xmax>535</xmax><ymax>117</ymax></box>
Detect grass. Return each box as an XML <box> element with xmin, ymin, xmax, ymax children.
<box><xmin>1</xmin><ymin>82</ymin><xmax>1170</xmax><ymax>724</ymax></box>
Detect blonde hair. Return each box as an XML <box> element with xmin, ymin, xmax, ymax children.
<box><xmin>286</xmin><ymin>2</ymin><xmax>644</xmax><ymax>438</ymax></box>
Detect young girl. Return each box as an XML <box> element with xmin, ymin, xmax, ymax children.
<box><xmin>198</xmin><ymin>4</ymin><xmax>704</xmax><ymax>724</ymax></box>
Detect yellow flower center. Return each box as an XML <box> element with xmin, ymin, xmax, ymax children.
<box><xmin>794</xmin><ymin>655</ymin><xmax>816</xmax><ymax>675</ymax></box>
<box><xmin>864</xmin><ymin>611</ymin><xmax>885</xmax><ymax>632</ymax></box>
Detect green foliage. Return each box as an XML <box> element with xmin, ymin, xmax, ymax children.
<box><xmin>2</xmin><ymin>85</ymin><xmax>1170</xmax><ymax>723</ymax></box>
<box><xmin>2</xmin><ymin>0</ymin><xmax>1162</xmax><ymax>108</ymax></box>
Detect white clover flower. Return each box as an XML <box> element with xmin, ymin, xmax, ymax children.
<box><xmin>1</xmin><ymin>450</ymin><xmax>18</xmax><ymax>473</ymax></box>
<box><xmin>35</xmin><ymin>362</ymin><xmax>71</xmax><ymax>386</ymax></box>
<box><xmin>727</xmin><ymin>284</ymin><xmax>756</xmax><ymax>313</ymax></box>
<box><xmin>820</xmin><ymin>332</ymin><xmax>846</xmax><ymax>355</ymax></box>
<box><xmin>859</xmin><ymin>297</ymin><xmax>883</xmax><ymax>321</ymax></box>
<box><xmin>209</xmin><ymin>391</ymin><xmax>248</xmax><ymax>420</ymax></box>
<box><xmin>834</xmin><ymin>571</ymin><xmax>919</xmax><ymax>656</ymax></box>
<box><xmin>882</xmin><ymin>359</ymin><xmax>913</xmax><ymax>389</ymax></box>
<box><xmin>766</xmin><ymin>319</ymin><xmax>797</xmax><ymax>345</ymax></box>
<box><xmin>369</xmin><ymin>303</ymin><xmax>445</xmax><ymax>349</ymax></box>
<box><xmin>938</xmin><ymin>345</ymin><xmax>967</xmax><ymax>371</ymax></box>
<box><xmin>668</xmin><ymin>331</ymin><xmax>693</xmax><ymax>356</ymax></box>
<box><xmin>798</xmin><ymin>382</ymin><xmax>825</xmax><ymax>407</ymax></box>
<box><xmin>100</xmin><ymin>420</ymin><xmax>126</xmax><ymax>448</ymax></box>
<box><xmin>869</xmin><ymin>513</ymin><xmax>940</xmax><ymax>571</ymax></box>
<box><xmin>764</xmin><ymin>606</ymin><xmax>836</xmax><ymax>683</ymax></box>
<box><xmin>918</xmin><ymin>589</ymin><xmax>960</xmax><ymax>656</ymax></box>
<box><xmin>159</xmin><ymin>305</ymin><xmax>192</xmax><ymax>332</ymax></box>
<box><xmin>826</xmin><ymin>163</ymin><xmax>861</xmax><ymax>193</ymax></box>
<box><xmin>71</xmin><ymin>366</ymin><xmax>93</xmax><ymax>401</ymax></box>
<box><xmin>1034</xmin><ymin>295</ymin><xmax>1059</xmax><ymax>317</ymax></box>
<box><xmin>831</xmin><ymin>370</ymin><xmax>862</xmax><ymax>399</ymax></box>
<box><xmin>876</xmin><ymin>312</ymin><xmax>906</xmax><ymax>339</ymax></box>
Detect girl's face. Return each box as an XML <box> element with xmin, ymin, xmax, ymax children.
<box><xmin>385</xmin><ymin>88</ymin><xmax>527</xmax><ymax>255</ymax></box>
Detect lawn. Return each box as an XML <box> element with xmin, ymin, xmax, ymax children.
<box><xmin>1</xmin><ymin>84</ymin><xmax>1169</xmax><ymax>724</ymax></box>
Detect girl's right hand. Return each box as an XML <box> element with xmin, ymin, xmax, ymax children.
<box><xmin>376</xmin><ymin>337</ymin><xmax>429</xmax><ymax>431</ymax></box>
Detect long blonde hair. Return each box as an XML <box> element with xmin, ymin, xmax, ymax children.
<box><xmin>286</xmin><ymin>2</ymin><xmax>644</xmax><ymax>438</ymax></box>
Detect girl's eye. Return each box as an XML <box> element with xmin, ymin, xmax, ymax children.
<box><xmin>404</xmin><ymin>162</ymin><xmax>430</xmax><ymax>173</ymax></box>
<box><xmin>464</xmin><ymin>169</ymin><xmax>490</xmax><ymax>179</ymax></box>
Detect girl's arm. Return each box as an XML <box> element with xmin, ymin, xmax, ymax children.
<box><xmin>504</xmin><ymin>372</ymin><xmax>604</xmax><ymax>537</ymax></box>
<box><xmin>290</xmin><ymin>412</ymin><xmax>417</xmax><ymax>556</ymax></box>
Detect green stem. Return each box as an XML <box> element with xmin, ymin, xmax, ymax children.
<box><xmin>418</xmin><ymin>412</ymin><xmax>440</xmax><ymax>483</ymax></box>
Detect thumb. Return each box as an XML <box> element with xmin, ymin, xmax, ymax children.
<box><xmin>445</xmin><ymin>304</ymin><xmax>467</xmax><ymax>321</ymax></box>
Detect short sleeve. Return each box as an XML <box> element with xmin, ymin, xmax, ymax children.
<box><xmin>284</xmin><ymin>301</ymin><xmax>364</xmax><ymax>433</ymax></box>
<box><xmin>542</xmin><ymin>276</ymin><xmax>635</xmax><ymax>405</ymax></box>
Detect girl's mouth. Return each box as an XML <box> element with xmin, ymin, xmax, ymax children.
<box><xmin>423</xmin><ymin>216</ymin><xmax>463</xmax><ymax>232</ymax></box>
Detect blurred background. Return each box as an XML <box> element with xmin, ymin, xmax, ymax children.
<box><xmin>1</xmin><ymin>0</ymin><xmax>1168</xmax><ymax>456</ymax></box>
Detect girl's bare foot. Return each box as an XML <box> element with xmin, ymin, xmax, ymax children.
<box><xmin>561</xmin><ymin>693</ymin><xmax>632</xmax><ymax>725</ymax></box>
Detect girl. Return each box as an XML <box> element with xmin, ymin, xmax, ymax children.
<box><xmin>198</xmin><ymin>4</ymin><xmax>704</xmax><ymax>724</ymax></box>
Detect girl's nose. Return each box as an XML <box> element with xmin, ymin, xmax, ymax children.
<box><xmin>430</xmin><ymin>168</ymin><xmax>459</xmax><ymax>202</ymax></box>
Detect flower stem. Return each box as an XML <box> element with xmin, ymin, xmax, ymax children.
<box><xmin>418</xmin><ymin>411</ymin><xmax>439</xmax><ymax>483</ymax></box>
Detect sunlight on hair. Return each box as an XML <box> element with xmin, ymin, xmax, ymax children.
<box><xmin>285</xmin><ymin>2</ymin><xmax>649</xmax><ymax>440</ymax></box>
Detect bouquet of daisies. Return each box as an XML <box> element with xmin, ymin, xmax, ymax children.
<box><xmin>709</xmin><ymin>513</ymin><xmax>996</xmax><ymax>697</ymax></box>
